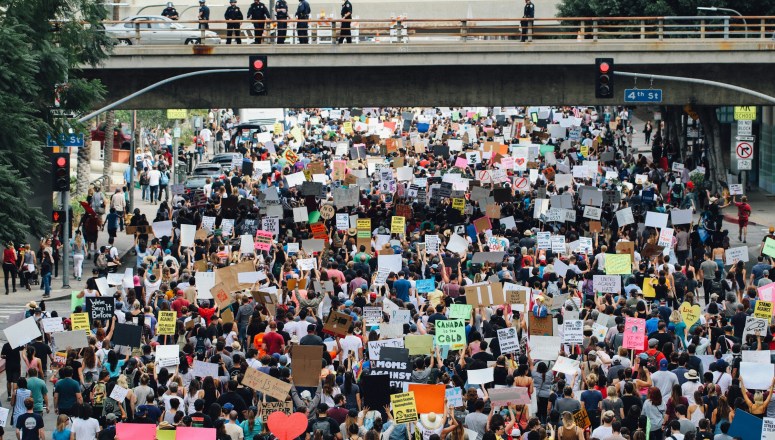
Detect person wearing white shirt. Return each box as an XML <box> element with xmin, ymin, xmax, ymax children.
<box><xmin>339</xmin><ymin>331</ymin><xmax>363</xmax><ymax>362</ymax></box>
<box><xmin>147</xmin><ymin>166</ymin><xmax>162</xmax><ymax>204</ymax></box>
<box><xmin>200</xmin><ymin>127</ymin><xmax>213</xmax><ymax>155</ymax></box>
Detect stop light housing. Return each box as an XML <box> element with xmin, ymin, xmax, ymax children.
<box><xmin>51</xmin><ymin>153</ymin><xmax>70</xmax><ymax>191</ymax></box>
<box><xmin>52</xmin><ymin>210</ymin><xmax>66</xmax><ymax>225</ymax></box>
<box><xmin>249</xmin><ymin>55</ymin><xmax>267</xmax><ymax>96</ymax></box>
<box><xmin>595</xmin><ymin>58</ymin><xmax>614</xmax><ymax>99</ymax></box>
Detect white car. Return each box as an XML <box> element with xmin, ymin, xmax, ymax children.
<box><xmin>106</xmin><ymin>15</ymin><xmax>221</xmax><ymax>45</ymax></box>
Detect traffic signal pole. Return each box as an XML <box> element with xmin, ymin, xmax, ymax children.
<box><xmin>61</xmin><ymin>187</ymin><xmax>70</xmax><ymax>289</ymax></box>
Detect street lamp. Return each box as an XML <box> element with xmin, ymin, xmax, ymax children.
<box><xmin>697</xmin><ymin>6</ymin><xmax>747</xmax><ymax>37</ymax></box>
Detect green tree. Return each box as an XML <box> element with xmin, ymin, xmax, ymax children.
<box><xmin>0</xmin><ymin>0</ymin><xmax>112</xmax><ymax>243</ymax></box>
<box><xmin>557</xmin><ymin>0</ymin><xmax>775</xmax><ymax>19</ymax></box>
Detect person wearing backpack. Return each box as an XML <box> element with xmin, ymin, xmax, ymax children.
<box><xmin>307</xmin><ymin>403</ymin><xmax>341</xmax><ymax>440</ymax></box>
<box><xmin>159</xmin><ymin>169</ymin><xmax>170</xmax><ymax>203</ymax></box>
<box><xmin>89</xmin><ymin>370</ymin><xmax>110</xmax><ymax>417</ymax></box>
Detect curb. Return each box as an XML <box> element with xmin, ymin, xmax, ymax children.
<box><xmin>42</xmin><ymin>246</ymin><xmax>135</xmax><ymax>305</ymax></box>
<box><xmin>724</xmin><ymin>214</ymin><xmax>761</xmax><ymax>226</ymax></box>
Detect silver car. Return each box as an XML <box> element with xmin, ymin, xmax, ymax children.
<box><xmin>106</xmin><ymin>15</ymin><xmax>221</xmax><ymax>45</ymax></box>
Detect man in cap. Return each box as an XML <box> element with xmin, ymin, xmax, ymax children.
<box><xmin>336</xmin><ymin>0</ymin><xmax>352</xmax><ymax>44</ymax></box>
<box><xmin>294</xmin><ymin>0</ymin><xmax>311</xmax><ymax>44</ymax></box>
<box><xmin>275</xmin><ymin>0</ymin><xmax>289</xmax><ymax>43</ymax></box>
<box><xmin>198</xmin><ymin>0</ymin><xmax>210</xmax><ymax>29</ymax></box>
<box><xmin>161</xmin><ymin>2</ymin><xmax>179</xmax><ymax>19</ymax></box>
<box><xmin>98</xmin><ymin>413</ymin><xmax>118</xmax><ymax>440</ymax></box>
<box><xmin>651</xmin><ymin>358</ymin><xmax>679</xmax><ymax>399</ymax></box>
<box><xmin>224</xmin><ymin>0</ymin><xmax>244</xmax><ymax>44</ymax></box>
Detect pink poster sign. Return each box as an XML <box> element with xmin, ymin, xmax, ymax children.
<box><xmin>623</xmin><ymin>317</ymin><xmax>646</xmax><ymax>350</ymax></box>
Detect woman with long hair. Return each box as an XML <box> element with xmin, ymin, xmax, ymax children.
<box><xmin>185</xmin><ymin>378</ymin><xmax>205</xmax><ymax>414</ymax></box>
<box><xmin>557</xmin><ymin>411</ymin><xmax>584</xmax><ymax>440</ymax></box>
<box><xmin>634</xmin><ymin>362</ymin><xmax>652</xmax><ymax>397</ymax></box>
<box><xmin>580</xmin><ymin>374</ymin><xmax>603</xmax><ymax>430</ymax></box>
<box><xmin>642</xmin><ymin>387</ymin><xmax>666</xmax><ymax>440</ymax></box>
<box><xmin>241</xmin><ymin>407</ymin><xmax>263</xmax><ymax>439</ymax></box>
<box><xmin>321</xmin><ymin>374</ymin><xmax>340</xmax><ymax>407</ymax></box>
<box><xmin>341</xmin><ymin>371</ymin><xmax>361</xmax><ymax>411</ymax></box>
<box><xmin>713</xmin><ymin>396</ymin><xmax>733</xmax><ymax>435</ymax></box>
<box><xmin>71</xmin><ymin>231</ymin><xmax>86</xmax><ymax>281</ymax></box>
<box><xmin>623</xmin><ymin>404</ymin><xmax>642</xmax><ymax>434</ymax></box>
<box><xmin>22</xmin><ymin>345</ymin><xmax>44</xmax><ymax>378</ymax></box>
<box><xmin>71</xmin><ymin>403</ymin><xmax>100</xmax><ymax>440</ymax></box>
<box><xmin>105</xmin><ymin>348</ymin><xmax>129</xmax><ymax>379</ymax></box>
<box><xmin>739</xmin><ymin>376</ymin><xmax>775</xmax><ymax>418</ymax></box>
<box><xmin>52</xmin><ymin>414</ymin><xmax>71</xmax><ymax>440</ymax></box>
<box><xmin>118</xmin><ymin>374</ymin><xmax>137</xmax><ymax>421</ymax></box>
<box><xmin>688</xmin><ymin>390</ymin><xmax>707</xmax><ymax>425</ymax></box>
<box><xmin>532</xmin><ymin>361</ymin><xmax>554</xmax><ymax>424</ymax></box>
<box><xmin>202</xmin><ymin>375</ymin><xmax>220</xmax><ymax>410</ymax></box>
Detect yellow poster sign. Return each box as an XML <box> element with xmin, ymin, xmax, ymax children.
<box><xmin>605</xmin><ymin>254</ymin><xmax>632</xmax><ymax>275</ymax></box>
<box><xmin>157</xmin><ymin>311</ymin><xmax>177</xmax><ymax>335</ymax></box>
<box><xmin>343</xmin><ymin>121</ymin><xmax>353</xmax><ymax>135</ymax></box>
<box><xmin>391</xmin><ymin>216</ymin><xmax>406</xmax><ymax>234</ymax></box>
<box><xmin>754</xmin><ymin>300</ymin><xmax>773</xmax><ymax>319</ymax></box>
<box><xmin>273</xmin><ymin>122</ymin><xmax>283</xmax><ymax>134</ymax></box>
<box><xmin>357</xmin><ymin>219</ymin><xmax>371</xmax><ymax>231</ymax></box>
<box><xmin>291</xmin><ymin>126</ymin><xmax>304</xmax><ymax>143</ymax></box>
<box><xmin>452</xmin><ymin>198</ymin><xmax>466</xmax><ymax>212</ymax></box>
<box><xmin>390</xmin><ymin>391</ymin><xmax>418</xmax><ymax>423</ymax></box>
<box><xmin>71</xmin><ymin>313</ymin><xmax>90</xmax><ymax>331</ymax></box>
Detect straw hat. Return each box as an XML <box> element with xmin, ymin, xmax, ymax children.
<box><xmin>419</xmin><ymin>412</ymin><xmax>444</xmax><ymax>430</ymax></box>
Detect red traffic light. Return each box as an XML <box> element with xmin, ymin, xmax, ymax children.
<box><xmin>599</xmin><ymin>62</ymin><xmax>610</xmax><ymax>73</ymax></box>
<box><xmin>252</xmin><ymin>59</ymin><xmax>264</xmax><ymax>70</ymax></box>
<box><xmin>56</xmin><ymin>157</ymin><xmax>67</xmax><ymax>167</ymax></box>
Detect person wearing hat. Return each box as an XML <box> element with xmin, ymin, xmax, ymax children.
<box><xmin>651</xmin><ymin>358</ymin><xmax>678</xmax><ymax>401</ymax></box>
<box><xmin>417</xmin><ymin>410</ymin><xmax>449</xmax><ymax>440</ymax></box>
<box><xmin>246</xmin><ymin>0</ymin><xmax>270</xmax><ymax>43</ymax></box>
<box><xmin>161</xmin><ymin>1</ymin><xmax>179</xmax><ymax>19</ymax></box>
<box><xmin>224</xmin><ymin>0</ymin><xmax>243</xmax><ymax>44</ymax></box>
<box><xmin>198</xmin><ymin>0</ymin><xmax>210</xmax><ymax>29</ymax></box>
<box><xmin>97</xmin><ymin>412</ymin><xmax>118</xmax><ymax>440</ymax></box>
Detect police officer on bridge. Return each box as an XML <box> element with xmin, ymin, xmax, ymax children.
<box><xmin>247</xmin><ymin>0</ymin><xmax>270</xmax><ymax>44</ymax></box>
<box><xmin>337</xmin><ymin>0</ymin><xmax>352</xmax><ymax>44</ymax></box>
<box><xmin>161</xmin><ymin>2</ymin><xmax>179</xmax><ymax>20</ymax></box>
<box><xmin>275</xmin><ymin>0</ymin><xmax>289</xmax><ymax>44</ymax></box>
<box><xmin>198</xmin><ymin>0</ymin><xmax>210</xmax><ymax>29</ymax></box>
<box><xmin>225</xmin><ymin>0</ymin><xmax>244</xmax><ymax>44</ymax></box>
<box><xmin>521</xmin><ymin>0</ymin><xmax>534</xmax><ymax>42</ymax></box>
<box><xmin>295</xmin><ymin>0</ymin><xmax>311</xmax><ymax>44</ymax></box>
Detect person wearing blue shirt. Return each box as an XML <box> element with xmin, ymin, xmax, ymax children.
<box><xmin>645</xmin><ymin>308</ymin><xmax>661</xmax><ymax>335</ymax></box>
<box><xmin>393</xmin><ymin>271</ymin><xmax>412</xmax><ymax>302</ymax></box>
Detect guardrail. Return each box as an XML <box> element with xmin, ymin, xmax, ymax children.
<box><xmin>95</xmin><ymin>15</ymin><xmax>775</xmax><ymax>45</ymax></box>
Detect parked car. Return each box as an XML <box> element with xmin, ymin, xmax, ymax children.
<box><xmin>106</xmin><ymin>15</ymin><xmax>221</xmax><ymax>45</ymax></box>
<box><xmin>191</xmin><ymin>163</ymin><xmax>224</xmax><ymax>179</ymax></box>
<box><xmin>210</xmin><ymin>153</ymin><xmax>243</xmax><ymax>173</ymax></box>
<box><xmin>91</xmin><ymin>123</ymin><xmax>132</xmax><ymax>150</ymax></box>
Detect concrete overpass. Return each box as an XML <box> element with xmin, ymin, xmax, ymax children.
<box><xmin>83</xmin><ymin>39</ymin><xmax>775</xmax><ymax>108</ymax></box>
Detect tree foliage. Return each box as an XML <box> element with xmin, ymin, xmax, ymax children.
<box><xmin>0</xmin><ymin>0</ymin><xmax>112</xmax><ymax>242</ymax></box>
<box><xmin>557</xmin><ymin>0</ymin><xmax>775</xmax><ymax>18</ymax></box>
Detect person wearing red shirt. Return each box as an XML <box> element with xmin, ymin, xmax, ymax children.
<box><xmin>262</xmin><ymin>321</ymin><xmax>285</xmax><ymax>355</ymax></box>
<box><xmin>732</xmin><ymin>195</ymin><xmax>752</xmax><ymax>243</ymax></box>
<box><xmin>170</xmin><ymin>290</ymin><xmax>190</xmax><ymax>318</ymax></box>
<box><xmin>3</xmin><ymin>242</ymin><xmax>18</xmax><ymax>294</ymax></box>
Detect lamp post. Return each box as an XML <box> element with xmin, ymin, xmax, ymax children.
<box><xmin>697</xmin><ymin>6</ymin><xmax>747</xmax><ymax>37</ymax></box>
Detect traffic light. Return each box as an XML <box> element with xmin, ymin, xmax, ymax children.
<box><xmin>595</xmin><ymin>58</ymin><xmax>614</xmax><ymax>99</ymax></box>
<box><xmin>249</xmin><ymin>55</ymin><xmax>267</xmax><ymax>96</ymax></box>
<box><xmin>52</xmin><ymin>210</ymin><xmax>66</xmax><ymax>225</ymax></box>
<box><xmin>51</xmin><ymin>153</ymin><xmax>70</xmax><ymax>191</ymax></box>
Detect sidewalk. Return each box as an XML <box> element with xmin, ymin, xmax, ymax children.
<box><xmin>1</xmin><ymin>178</ymin><xmax>158</xmax><ymax>305</ymax></box>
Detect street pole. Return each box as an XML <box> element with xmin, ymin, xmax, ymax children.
<box><xmin>129</xmin><ymin>110</ymin><xmax>136</xmax><ymax>212</ymax></box>
<box><xmin>61</xmin><ymin>187</ymin><xmax>70</xmax><ymax>289</ymax></box>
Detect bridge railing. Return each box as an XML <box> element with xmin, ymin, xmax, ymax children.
<box><xmin>97</xmin><ymin>15</ymin><xmax>775</xmax><ymax>45</ymax></box>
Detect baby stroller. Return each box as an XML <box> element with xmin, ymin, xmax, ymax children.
<box><xmin>22</xmin><ymin>264</ymin><xmax>39</xmax><ymax>286</ymax></box>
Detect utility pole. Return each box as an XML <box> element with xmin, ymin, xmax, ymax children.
<box><xmin>61</xmin><ymin>186</ymin><xmax>70</xmax><ymax>289</ymax></box>
<box><xmin>129</xmin><ymin>110</ymin><xmax>136</xmax><ymax>211</ymax></box>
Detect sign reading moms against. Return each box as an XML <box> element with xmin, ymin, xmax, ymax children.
<box><xmin>85</xmin><ymin>297</ymin><xmax>114</xmax><ymax>321</ymax></box>
<box><xmin>434</xmin><ymin>319</ymin><xmax>466</xmax><ymax>346</ymax></box>
<box><xmin>390</xmin><ymin>391</ymin><xmax>418</xmax><ymax>423</ymax></box>
<box><xmin>257</xmin><ymin>401</ymin><xmax>292</xmax><ymax>423</ymax></box>
<box><xmin>370</xmin><ymin>347</ymin><xmax>412</xmax><ymax>388</ymax></box>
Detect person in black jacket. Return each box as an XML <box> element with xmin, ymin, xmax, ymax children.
<box><xmin>224</xmin><ymin>0</ymin><xmax>244</xmax><ymax>44</ymax></box>
<box><xmin>275</xmin><ymin>0</ymin><xmax>289</xmax><ymax>43</ymax></box>
<box><xmin>520</xmin><ymin>0</ymin><xmax>534</xmax><ymax>42</ymax></box>
<box><xmin>247</xmin><ymin>0</ymin><xmax>270</xmax><ymax>43</ymax></box>
<box><xmin>337</xmin><ymin>0</ymin><xmax>352</xmax><ymax>44</ymax></box>
<box><xmin>295</xmin><ymin>0</ymin><xmax>311</xmax><ymax>44</ymax></box>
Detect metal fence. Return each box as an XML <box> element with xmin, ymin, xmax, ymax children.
<box><xmin>95</xmin><ymin>15</ymin><xmax>775</xmax><ymax>45</ymax></box>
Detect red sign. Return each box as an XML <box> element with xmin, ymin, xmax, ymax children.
<box><xmin>310</xmin><ymin>222</ymin><xmax>328</xmax><ymax>240</ymax></box>
<box><xmin>736</xmin><ymin>142</ymin><xmax>753</xmax><ymax>159</ymax></box>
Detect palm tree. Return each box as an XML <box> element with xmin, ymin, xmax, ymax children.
<box><xmin>102</xmin><ymin>110</ymin><xmax>115</xmax><ymax>190</ymax></box>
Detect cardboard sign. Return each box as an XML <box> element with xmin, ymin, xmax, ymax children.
<box><xmin>242</xmin><ymin>367</ymin><xmax>292</xmax><ymax>400</ymax></box>
<box><xmin>257</xmin><ymin>401</ymin><xmax>293</xmax><ymax>423</ymax></box>
<box><xmin>404</xmin><ymin>334</ymin><xmax>434</xmax><ymax>356</ymax></box>
<box><xmin>211</xmin><ymin>282</ymin><xmax>234</xmax><ymax>311</ymax></box>
<box><xmin>529</xmin><ymin>316</ymin><xmax>554</xmax><ymax>336</ymax></box>
<box><xmin>323</xmin><ymin>311</ymin><xmax>353</xmax><ymax>337</ymax></box>
<box><xmin>290</xmin><ymin>345</ymin><xmax>324</xmax><ymax>387</ymax></box>
<box><xmin>157</xmin><ymin>311</ymin><xmax>177</xmax><ymax>335</ymax></box>
<box><xmin>464</xmin><ymin>282</ymin><xmax>507</xmax><ymax>306</ymax></box>
<box><xmin>53</xmin><ymin>330</ymin><xmax>90</xmax><ymax>350</ymax></box>
<box><xmin>573</xmin><ymin>408</ymin><xmax>591</xmax><ymax>430</ymax></box>
<box><xmin>390</xmin><ymin>392</ymin><xmax>418</xmax><ymax>423</ymax></box>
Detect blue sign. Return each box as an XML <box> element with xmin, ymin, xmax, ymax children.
<box><xmin>47</xmin><ymin>133</ymin><xmax>84</xmax><ymax>148</ymax></box>
<box><xmin>416</xmin><ymin>278</ymin><xmax>435</xmax><ymax>293</ymax></box>
<box><xmin>624</xmin><ymin>89</ymin><xmax>663</xmax><ymax>103</ymax></box>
